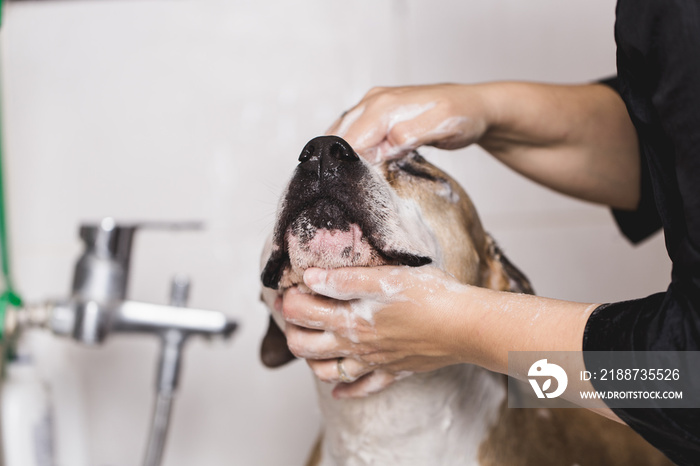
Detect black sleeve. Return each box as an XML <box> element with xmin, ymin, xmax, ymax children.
<box><xmin>583</xmin><ymin>294</ymin><xmax>700</xmax><ymax>466</ymax></box>
<box><xmin>583</xmin><ymin>1</ymin><xmax>700</xmax><ymax>465</ymax></box>
<box><xmin>611</xmin><ymin>154</ymin><xmax>663</xmax><ymax>244</ymax></box>
<box><xmin>598</xmin><ymin>76</ymin><xmax>663</xmax><ymax>244</ymax></box>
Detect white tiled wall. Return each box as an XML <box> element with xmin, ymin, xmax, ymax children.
<box><xmin>0</xmin><ymin>1</ymin><xmax>670</xmax><ymax>465</ymax></box>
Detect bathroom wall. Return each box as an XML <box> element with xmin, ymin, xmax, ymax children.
<box><xmin>1</xmin><ymin>1</ymin><xmax>670</xmax><ymax>465</ymax></box>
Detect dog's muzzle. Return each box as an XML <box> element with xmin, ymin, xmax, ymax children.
<box><xmin>261</xmin><ymin>136</ymin><xmax>432</xmax><ymax>290</ymax></box>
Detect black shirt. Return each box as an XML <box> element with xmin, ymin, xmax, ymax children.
<box><xmin>582</xmin><ymin>1</ymin><xmax>700</xmax><ymax>464</ymax></box>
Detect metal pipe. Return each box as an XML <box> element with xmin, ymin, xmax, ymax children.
<box><xmin>142</xmin><ymin>276</ymin><xmax>190</xmax><ymax>466</ymax></box>
<box><xmin>143</xmin><ymin>392</ymin><xmax>175</xmax><ymax>466</ymax></box>
<box><xmin>143</xmin><ymin>328</ymin><xmax>185</xmax><ymax>466</ymax></box>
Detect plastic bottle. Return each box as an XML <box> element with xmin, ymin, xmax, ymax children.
<box><xmin>1</xmin><ymin>354</ymin><xmax>55</xmax><ymax>466</ymax></box>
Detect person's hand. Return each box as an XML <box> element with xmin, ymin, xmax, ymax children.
<box><xmin>280</xmin><ymin>265</ymin><xmax>476</xmax><ymax>398</ymax></box>
<box><xmin>326</xmin><ymin>84</ymin><xmax>491</xmax><ymax>163</ymax></box>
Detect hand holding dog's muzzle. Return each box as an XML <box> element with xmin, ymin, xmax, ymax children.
<box><xmin>280</xmin><ymin>265</ymin><xmax>472</xmax><ymax>398</ymax></box>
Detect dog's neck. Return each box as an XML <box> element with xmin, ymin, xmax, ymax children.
<box><xmin>314</xmin><ymin>365</ymin><xmax>505</xmax><ymax>466</ymax></box>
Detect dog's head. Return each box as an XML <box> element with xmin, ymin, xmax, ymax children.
<box><xmin>260</xmin><ymin>135</ymin><xmax>532</xmax><ymax>367</ymax></box>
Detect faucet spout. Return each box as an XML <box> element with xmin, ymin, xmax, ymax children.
<box><xmin>114</xmin><ymin>301</ymin><xmax>237</xmax><ymax>338</ymax></box>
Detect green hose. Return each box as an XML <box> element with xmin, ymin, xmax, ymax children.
<box><xmin>0</xmin><ymin>0</ymin><xmax>23</xmax><ymax>342</ymax></box>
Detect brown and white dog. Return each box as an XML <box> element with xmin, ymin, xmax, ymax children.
<box><xmin>260</xmin><ymin>136</ymin><xmax>672</xmax><ymax>466</ymax></box>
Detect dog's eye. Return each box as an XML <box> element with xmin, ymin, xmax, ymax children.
<box><xmin>393</xmin><ymin>159</ymin><xmax>441</xmax><ymax>182</ymax></box>
<box><xmin>390</xmin><ymin>156</ymin><xmax>460</xmax><ymax>203</ymax></box>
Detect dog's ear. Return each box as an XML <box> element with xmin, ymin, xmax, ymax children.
<box><xmin>261</xmin><ymin>315</ymin><xmax>297</xmax><ymax>368</ymax></box>
<box><xmin>483</xmin><ymin>234</ymin><xmax>534</xmax><ymax>295</ymax></box>
<box><xmin>259</xmin><ymin>237</ymin><xmax>296</xmax><ymax>368</ymax></box>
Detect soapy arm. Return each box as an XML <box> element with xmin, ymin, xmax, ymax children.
<box><xmin>282</xmin><ymin>265</ymin><xmax>621</xmax><ymax>423</ymax></box>
<box><xmin>328</xmin><ymin>83</ymin><xmax>640</xmax><ymax>210</ymax></box>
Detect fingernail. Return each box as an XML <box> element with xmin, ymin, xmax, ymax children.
<box><xmin>304</xmin><ymin>268</ymin><xmax>328</xmax><ymax>287</ymax></box>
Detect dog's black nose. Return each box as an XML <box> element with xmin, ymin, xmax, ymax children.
<box><xmin>298</xmin><ymin>136</ymin><xmax>359</xmax><ymax>177</ymax></box>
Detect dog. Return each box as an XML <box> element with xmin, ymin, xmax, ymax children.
<box><xmin>259</xmin><ymin>135</ymin><xmax>672</xmax><ymax>466</ymax></box>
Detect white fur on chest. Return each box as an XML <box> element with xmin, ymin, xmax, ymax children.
<box><xmin>315</xmin><ymin>365</ymin><xmax>505</xmax><ymax>466</ymax></box>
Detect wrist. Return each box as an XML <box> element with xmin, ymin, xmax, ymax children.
<box><xmin>442</xmin><ymin>283</ymin><xmax>490</xmax><ymax>367</ymax></box>
<box><xmin>426</xmin><ymin>83</ymin><xmax>494</xmax><ymax>148</ymax></box>
<box><xmin>466</xmin><ymin>82</ymin><xmax>509</xmax><ymax>138</ymax></box>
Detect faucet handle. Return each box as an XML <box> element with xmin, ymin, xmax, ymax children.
<box><xmin>78</xmin><ymin>219</ymin><xmax>204</xmax><ymax>260</ymax></box>
<box><xmin>136</xmin><ymin>221</ymin><xmax>204</xmax><ymax>231</ymax></box>
<box><xmin>73</xmin><ymin>219</ymin><xmax>204</xmax><ymax>302</ymax></box>
<box><xmin>74</xmin><ymin>218</ymin><xmax>137</xmax><ymax>302</ymax></box>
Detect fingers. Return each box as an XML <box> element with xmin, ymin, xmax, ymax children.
<box><xmin>282</xmin><ymin>287</ymin><xmax>380</xmax><ymax>358</ymax></box>
<box><xmin>285</xmin><ymin>323</ymin><xmax>349</xmax><ymax>359</ymax></box>
<box><xmin>343</xmin><ymin>101</ymin><xmax>431</xmax><ymax>158</ymax></box>
<box><xmin>306</xmin><ymin>357</ymin><xmax>370</xmax><ymax>384</ymax></box>
<box><xmin>325</xmin><ymin>85</ymin><xmax>480</xmax><ymax>163</ymax></box>
<box><xmin>303</xmin><ymin>266</ymin><xmax>408</xmax><ymax>301</ymax></box>
<box><xmin>326</xmin><ymin>88</ymin><xmax>424</xmax><ymax>160</ymax></box>
<box><xmin>281</xmin><ymin>286</ymin><xmax>348</xmax><ymax>329</ymax></box>
<box><xmin>307</xmin><ymin>359</ymin><xmax>400</xmax><ymax>399</ymax></box>
<box><xmin>281</xmin><ymin>281</ymin><xmax>386</xmax><ymax>357</ymax></box>
<box><xmin>327</xmin><ymin>104</ymin><xmax>366</xmax><ymax>139</ymax></box>
<box><xmin>305</xmin><ymin>358</ymin><xmax>399</xmax><ymax>400</ymax></box>
<box><xmin>342</xmin><ymin>111</ymin><xmax>389</xmax><ymax>158</ymax></box>
<box><xmin>326</xmin><ymin>99</ymin><xmax>387</xmax><ymax>158</ymax></box>
<box><xmin>326</xmin><ymin>86</ymin><xmax>388</xmax><ymax>137</ymax></box>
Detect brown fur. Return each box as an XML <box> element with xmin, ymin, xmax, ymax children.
<box><xmin>383</xmin><ymin>158</ymin><xmax>486</xmax><ymax>286</ymax></box>
<box><xmin>479</xmin><ymin>402</ymin><xmax>672</xmax><ymax>466</ymax></box>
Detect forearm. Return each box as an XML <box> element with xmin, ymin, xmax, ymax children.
<box><xmin>475</xmin><ymin>82</ymin><xmax>640</xmax><ymax>210</ymax></box>
<box><xmin>453</xmin><ymin>285</ymin><xmax>596</xmax><ymax>374</ymax></box>
<box><xmin>452</xmin><ymin>285</ymin><xmax>622</xmax><ymax>423</ymax></box>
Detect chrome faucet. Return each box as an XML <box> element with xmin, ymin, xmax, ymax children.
<box><xmin>8</xmin><ymin>218</ymin><xmax>237</xmax><ymax>466</ymax></box>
